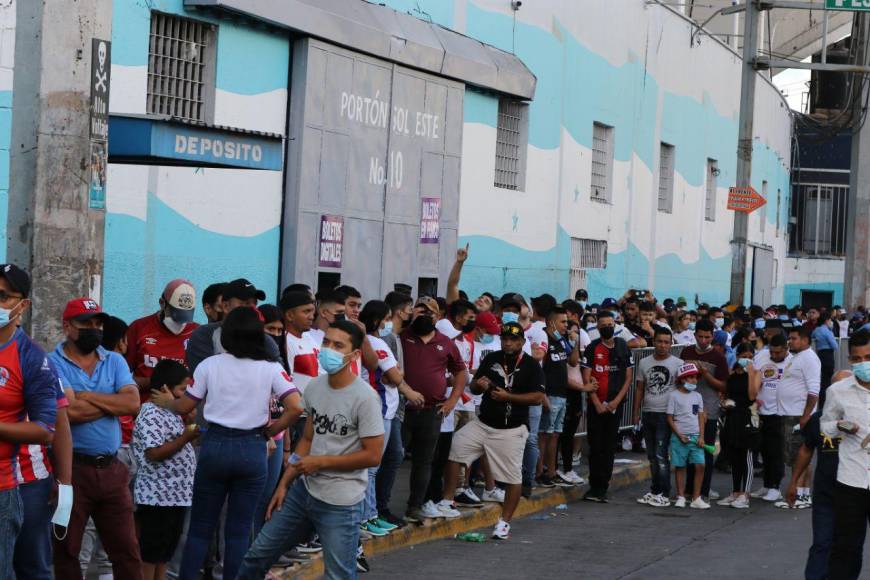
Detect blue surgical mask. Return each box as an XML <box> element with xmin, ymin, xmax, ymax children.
<box><xmin>379</xmin><ymin>321</ymin><xmax>393</xmax><ymax>337</ymax></box>
<box><xmin>481</xmin><ymin>334</ymin><xmax>495</xmax><ymax>345</ymax></box>
<box><xmin>0</xmin><ymin>302</ymin><xmax>22</xmax><ymax>328</ymax></box>
<box><xmin>578</xmin><ymin>301</ymin><xmax>587</xmax><ymax>309</ymax></box>
<box><xmin>714</xmin><ymin>318</ymin><xmax>725</xmax><ymax>329</ymax></box>
<box><xmin>52</xmin><ymin>483</ymin><xmax>74</xmax><ymax>537</ymax></box>
<box><xmin>683</xmin><ymin>382</ymin><xmax>698</xmax><ymax>391</ymax></box>
<box><xmin>853</xmin><ymin>361</ymin><xmax>870</xmax><ymax>383</ymax></box>
<box><xmin>502</xmin><ymin>312</ymin><xmax>519</xmax><ymax>324</ymax></box>
<box><xmin>688</xmin><ymin>322</ymin><xmax>696</xmax><ymax>331</ymax></box>
<box><xmin>737</xmin><ymin>358</ymin><xmax>751</xmax><ymax>369</ymax></box>
<box><xmin>318</xmin><ymin>347</ymin><xmax>348</xmax><ymax>375</ymax></box>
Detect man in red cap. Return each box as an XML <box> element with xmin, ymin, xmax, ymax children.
<box><xmin>49</xmin><ymin>298</ymin><xmax>142</xmax><ymax>579</ymax></box>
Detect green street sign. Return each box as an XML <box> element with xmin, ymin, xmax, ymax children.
<box><xmin>826</xmin><ymin>0</ymin><xmax>870</xmax><ymax>10</ymax></box>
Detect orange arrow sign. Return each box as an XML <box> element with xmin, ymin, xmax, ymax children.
<box><xmin>727</xmin><ymin>186</ymin><xmax>766</xmax><ymax>213</ymax></box>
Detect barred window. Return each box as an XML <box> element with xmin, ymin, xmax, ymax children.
<box><xmin>591</xmin><ymin>123</ymin><xmax>614</xmax><ymax>202</ymax></box>
<box><xmin>569</xmin><ymin>237</ymin><xmax>607</xmax><ymax>300</ymax></box>
<box><xmin>658</xmin><ymin>143</ymin><xmax>675</xmax><ymax>213</ymax></box>
<box><xmin>705</xmin><ymin>159</ymin><xmax>718</xmax><ymax>221</ymax></box>
<box><xmin>494</xmin><ymin>98</ymin><xmax>528</xmax><ymax>191</ymax></box>
<box><xmin>147</xmin><ymin>12</ymin><xmax>216</xmax><ymax>121</ymax></box>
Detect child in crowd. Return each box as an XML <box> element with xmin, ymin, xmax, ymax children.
<box><xmin>667</xmin><ymin>363</ymin><xmax>710</xmax><ymax>509</ymax></box>
<box><xmin>132</xmin><ymin>360</ymin><xmax>198</xmax><ymax>580</ymax></box>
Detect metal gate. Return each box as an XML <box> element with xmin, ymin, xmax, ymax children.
<box><xmin>752</xmin><ymin>247</ymin><xmax>774</xmax><ymax>307</ymax></box>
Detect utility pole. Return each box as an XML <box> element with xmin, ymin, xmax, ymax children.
<box><xmin>845</xmin><ymin>12</ymin><xmax>870</xmax><ymax>309</ymax></box>
<box><xmin>7</xmin><ymin>0</ymin><xmax>113</xmax><ymax>346</ymax></box>
<box><xmin>730</xmin><ymin>0</ymin><xmax>760</xmax><ymax>306</ymax></box>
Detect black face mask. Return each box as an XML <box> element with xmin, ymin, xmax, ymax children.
<box><xmin>599</xmin><ymin>326</ymin><xmax>615</xmax><ymax>340</ymax></box>
<box><xmin>333</xmin><ymin>313</ymin><xmax>346</xmax><ymax>323</ymax></box>
<box><xmin>269</xmin><ymin>333</ymin><xmax>284</xmax><ymax>349</ymax></box>
<box><xmin>74</xmin><ymin>328</ymin><xmax>103</xmax><ymax>354</ymax></box>
<box><xmin>461</xmin><ymin>320</ymin><xmax>476</xmax><ymax>334</ymax></box>
<box><xmin>411</xmin><ymin>315</ymin><xmax>436</xmax><ymax>336</ymax></box>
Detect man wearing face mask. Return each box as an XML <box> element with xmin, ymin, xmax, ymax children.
<box><xmin>49</xmin><ymin>298</ymin><xmax>143</xmax><ymax>579</ymax></box>
<box><xmin>0</xmin><ymin>265</ymin><xmax>65</xmax><ymax>580</ymax></box>
<box><xmin>307</xmin><ymin>290</ymin><xmax>347</xmax><ymax>350</ymax></box>
<box><xmin>400</xmin><ymin>297</ymin><xmax>468</xmax><ymax>522</ymax></box>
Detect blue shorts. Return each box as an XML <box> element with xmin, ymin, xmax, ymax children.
<box><xmin>540</xmin><ymin>396</ymin><xmax>567</xmax><ymax>434</ymax></box>
<box><xmin>669</xmin><ymin>433</ymin><xmax>705</xmax><ymax>467</ymax></box>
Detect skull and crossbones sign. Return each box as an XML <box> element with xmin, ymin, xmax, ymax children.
<box><xmin>94</xmin><ymin>42</ymin><xmax>108</xmax><ymax>92</ymax></box>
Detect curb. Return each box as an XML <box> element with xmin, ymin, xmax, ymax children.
<box><xmin>278</xmin><ymin>460</ymin><xmax>650</xmax><ymax>579</ymax></box>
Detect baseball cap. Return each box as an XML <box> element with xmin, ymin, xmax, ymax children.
<box><xmin>62</xmin><ymin>297</ymin><xmax>110</xmax><ymax>323</ymax></box>
<box><xmin>601</xmin><ymin>297</ymin><xmax>618</xmax><ymax>309</ymax></box>
<box><xmin>475</xmin><ymin>311</ymin><xmax>501</xmax><ymax>335</ymax></box>
<box><xmin>280</xmin><ymin>290</ymin><xmax>314</xmax><ymax>311</ymax></box>
<box><xmin>222</xmin><ymin>278</ymin><xmax>266</xmax><ymax>302</ymax></box>
<box><xmin>531</xmin><ymin>293</ymin><xmax>557</xmax><ymax>315</ymax></box>
<box><xmin>414</xmin><ymin>296</ymin><xmax>439</xmax><ymax>316</ymax></box>
<box><xmin>499</xmin><ymin>293</ymin><xmax>522</xmax><ymax>310</ymax></box>
<box><xmin>500</xmin><ymin>321</ymin><xmax>524</xmax><ymax>339</ymax></box>
<box><xmin>676</xmin><ymin>296</ymin><xmax>688</xmax><ymax>306</ymax></box>
<box><xmin>162</xmin><ymin>279</ymin><xmax>196</xmax><ymax>323</ymax></box>
<box><xmin>677</xmin><ymin>363</ymin><xmax>700</xmax><ymax>380</ymax></box>
<box><xmin>0</xmin><ymin>264</ymin><xmax>31</xmax><ymax>298</ymax></box>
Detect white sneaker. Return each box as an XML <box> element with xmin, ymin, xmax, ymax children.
<box><xmin>716</xmin><ymin>495</ymin><xmax>737</xmax><ymax>506</ymax></box>
<box><xmin>795</xmin><ymin>494</ymin><xmax>813</xmax><ymax>509</ymax></box>
<box><xmin>420</xmin><ymin>500</ymin><xmax>444</xmax><ymax>519</ymax></box>
<box><xmin>434</xmin><ymin>499</ymin><xmax>461</xmax><ymax>518</ymax></box>
<box><xmin>557</xmin><ymin>470</ymin><xmax>582</xmax><ymax>485</ymax></box>
<box><xmin>674</xmin><ymin>496</ymin><xmax>687</xmax><ymax>508</ymax></box>
<box><xmin>762</xmin><ymin>488</ymin><xmax>782</xmax><ymax>502</ymax></box>
<box><xmin>690</xmin><ymin>497</ymin><xmax>711</xmax><ymax>510</ymax></box>
<box><xmin>492</xmin><ymin>518</ymin><xmax>510</xmax><ymax>540</ymax></box>
<box><xmin>637</xmin><ymin>492</ymin><xmax>655</xmax><ymax>505</ymax></box>
<box><xmin>731</xmin><ymin>496</ymin><xmax>750</xmax><ymax>509</ymax></box>
<box><xmin>750</xmin><ymin>487</ymin><xmax>769</xmax><ymax>499</ymax></box>
<box><xmin>481</xmin><ymin>487</ymin><xmax>505</xmax><ymax>503</ymax></box>
<box><xmin>708</xmin><ymin>490</ymin><xmax>721</xmax><ymax>500</ymax></box>
<box><xmin>572</xmin><ymin>451</ymin><xmax>583</xmax><ymax>466</ymax></box>
<box><xmin>648</xmin><ymin>494</ymin><xmax>671</xmax><ymax>507</ymax></box>
<box><xmin>464</xmin><ymin>487</ymin><xmax>482</xmax><ymax>503</ymax></box>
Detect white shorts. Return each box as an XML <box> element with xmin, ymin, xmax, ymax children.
<box><xmin>448</xmin><ymin>419</ymin><xmax>528</xmax><ymax>485</ymax></box>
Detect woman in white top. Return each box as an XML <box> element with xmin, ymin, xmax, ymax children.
<box><xmin>152</xmin><ymin>307</ymin><xmax>303</xmax><ymax>580</ymax></box>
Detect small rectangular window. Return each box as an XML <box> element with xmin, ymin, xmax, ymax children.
<box><xmin>569</xmin><ymin>238</ymin><xmax>607</xmax><ymax>300</ymax></box>
<box><xmin>591</xmin><ymin>123</ymin><xmax>614</xmax><ymax>203</ymax></box>
<box><xmin>494</xmin><ymin>98</ymin><xmax>529</xmax><ymax>191</ymax></box>
<box><xmin>147</xmin><ymin>12</ymin><xmax>217</xmax><ymax>122</ymax></box>
<box><xmin>658</xmin><ymin>143</ymin><xmax>675</xmax><ymax>213</ymax></box>
<box><xmin>760</xmin><ymin>180</ymin><xmax>768</xmax><ymax>234</ymax></box>
<box><xmin>705</xmin><ymin>159</ymin><xmax>718</xmax><ymax>221</ymax></box>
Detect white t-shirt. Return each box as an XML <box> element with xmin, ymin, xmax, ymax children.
<box><xmin>673</xmin><ymin>329</ymin><xmax>696</xmax><ymax>345</ymax></box>
<box><xmin>453</xmin><ymin>335</ymin><xmax>475</xmax><ymax>413</ymax></box>
<box><xmin>435</xmin><ymin>319</ymin><xmax>461</xmax><ymax>339</ymax></box>
<box><xmin>777</xmin><ymin>348</ymin><xmax>821</xmax><ymax>416</ymax></box>
<box><xmin>187</xmin><ymin>354</ymin><xmax>297</xmax><ymax>430</ymax></box>
<box><xmin>753</xmin><ymin>348</ymin><xmax>793</xmax><ymax>416</ymax></box>
<box><xmin>524</xmin><ymin>322</ymin><xmax>548</xmax><ymax>353</ymax></box>
<box><xmin>359</xmin><ymin>335</ymin><xmax>400</xmax><ymax>420</ymax></box>
<box><xmin>306</xmin><ymin>328</ymin><xmax>324</xmax><ymax>349</ymax></box>
<box><xmin>287</xmin><ymin>331</ymin><xmax>323</xmax><ymax>394</ymax></box>
<box><xmin>471</xmin><ymin>336</ymin><xmax>501</xmax><ymax>406</ymax></box>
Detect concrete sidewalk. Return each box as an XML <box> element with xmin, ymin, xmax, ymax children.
<box><xmin>276</xmin><ymin>453</ymin><xmax>650</xmax><ymax>579</ymax></box>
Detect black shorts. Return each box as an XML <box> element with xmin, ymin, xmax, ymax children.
<box><xmin>135</xmin><ymin>504</ymin><xmax>187</xmax><ymax>563</ymax></box>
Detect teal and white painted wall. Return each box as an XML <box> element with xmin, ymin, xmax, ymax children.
<box><xmin>783</xmin><ymin>257</ymin><xmax>845</xmax><ymax>307</ymax></box>
<box><xmin>0</xmin><ymin>1</ymin><xmax>13</xmax><ymax>265</ymax></box>
<box><xmin>105</xmin><ymin>0</ymin><xmax>288</xmax><ymax>322</ymax></box>
<box><xmin>381</xmin><ymin>0</ymin><xmax>793</xmax><ymax>306</ymax></box>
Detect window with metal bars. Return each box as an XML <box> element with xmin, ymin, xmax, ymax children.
<box><xmin>789</xmin><ymin>182</ymin><xmax>849</xmax><ymax>257</ymax></box>
<box><xmin>591</xmin><ymin>123</ymin><xmax>613</xmax><ymax>202</ymax></box>
<box><xmin>658</xmin><ymin>143</ymin><xmax>675</xmax><ymax>213</ymax></box>
<box><xmin>494</xmin><ymin>97</ymin><xmax>528</xmax><ymax>190</ymax></box>
<box><xmin>705</xmin><ymin>159</ymin><xmax>718</xmax><ymax>221</ymax></box>
<box><xmin>569</xmin><ymin>238</ymin><xmax>607</xmax><ymax>299</ymax></box>
<box><xmin>147</xmin><ymin>12</ymin><xmax>216</xmax><ymax>122</ymax></box>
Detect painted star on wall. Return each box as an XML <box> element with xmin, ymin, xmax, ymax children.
<box><xmin>574</xmin><ymin>186</ymin><xmax>580</xmax><ymax>202</ymax></box>
<box><xmin>512</xmin><ymin>210</ymin><xmax>519</xmax><ymax>231</ymax></box>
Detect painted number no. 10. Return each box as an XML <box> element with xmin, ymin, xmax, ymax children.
<box><xmin>369</xmin><ymin>150</ymin><xmax>404</xmax><ymax>189</ymax></box>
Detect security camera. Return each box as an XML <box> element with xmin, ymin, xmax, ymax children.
<box><xmin>511</xmin><ymin>1</ymin><xmax>522</xmax><ymax>10</ymax></box>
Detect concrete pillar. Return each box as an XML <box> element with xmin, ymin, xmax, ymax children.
<box><xmin>8</xmin><ymin>0</ymin><xmax>112</xmax><ymax>346</ymax></box>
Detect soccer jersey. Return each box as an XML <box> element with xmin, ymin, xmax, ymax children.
<box><xmin>360</xmin><ymin>335</ymin><xmax>399</xmax><ymax>420</ymax></box>
<box><xmin>581</xmin><ymin>338</ymin><xmax>634</xmax><ymax>402</ymax></box>
<box><xmin>287</xmin><ymin>331</ymin><xmax>323</xmax><ymax>394</ymax></box>
<box><xmin>0</xmin><ymin>329</ymin><xmax>59</xmax><ymax>490</ymax></box>
<box><xmin>17</xmin><ymin>369</ymin><xmax>68</xmax><ymax>484</ymax></box>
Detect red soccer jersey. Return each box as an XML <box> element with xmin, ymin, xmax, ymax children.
<box><xmin>0</xmin><ymin>329</ymin><xmax>59</xmax><ymax>490</ymax></box>
<box><xmin>287</xmin><ymin>331</ymin><xmax>323</xmax><ymax>394</ymax></box>
<box><xmin>122</xmin><ymin>313</ymin><xmax>198</xmax><ymax>443</ymax></box>
<box><xmin>17</xmin><ymin>374</ymin><xmax>68</xmax><ymax>484</ymax></box>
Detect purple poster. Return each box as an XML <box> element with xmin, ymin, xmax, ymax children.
<box><xmin>319</xmin><ymin>215</ymin><xmax>344</xmax><ymax>268</ymax></box>
<box><xmin>420</xmin><ymin>197</ymin><xmax>441</xmax><ymax>244</ymax></box>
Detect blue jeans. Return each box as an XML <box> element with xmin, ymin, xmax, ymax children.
<box><xmin>238</xmin><ymin>479</ymin><xmax>363</xmax><ymax>580</ymax></box>
<box><xmin>0</xmin><ymin>487</ymin><xmax>23</xmax><ymax>580</ymax></box>
<box><xmin>522</xmin><ymin>404</ymin><xmax>542</xmax><ymax>487</ymax></box>
<box><xmin>540</xmin><ymin>396</ymin><xmax>567</xmax><ymax>434</ymax></box>
<box><xmin>375</xmin><ymin>416</ymin><xmax>403</xmax><ymax>514</ymax></box>
<box><xmin>364</xmin><ymin>417</ymin><xmax>391</xmax><ymax>521</ymax></box>
<box><xmin>642</xmin><ymin>412</ymin><xmax>671</xmax><ymax>496</ymax></box>
<box><xmin>806</xmin><ymin>495</ymin><xmax>835</xmax><ymax>580</ymax></box>
<box><xmin>253</xmin><ymin>442</ymin><xmax>284</xmax><ymax>538</ymax></box>
<box><xmin>14</xmin><ymin>477</ymin><xmax>54</xmax><ymax>579</ymax></box>
<box><xmin>179</xmin><ymin>425</ymin><xmax>267</xmax><ymax>580</ymax></box>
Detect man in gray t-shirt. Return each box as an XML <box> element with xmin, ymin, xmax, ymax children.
<box><xmin>633</xmin><ymin>328</ymin><xmax>683</xmax><ymax>506</ymax></box>
<box><xmin>238</xmin><ymin>323</ymin><xmax>385</xmax><ymax>580</ymax></box>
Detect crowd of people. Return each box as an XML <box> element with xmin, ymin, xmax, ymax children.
<box><xmin>1</xmin><ymin>245</ymin><xmax>870</xmax><ymax>580</ymax></box>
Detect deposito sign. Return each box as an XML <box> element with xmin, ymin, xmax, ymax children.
<box><xmin>727</xmin><ymin>186</ymin><xmax>766</xmax><ymax>213</ymax></box>
<box><xmin>825</xmin><ymin>0</ymin><xmax>870</xmax><ymax>11</ymax></box>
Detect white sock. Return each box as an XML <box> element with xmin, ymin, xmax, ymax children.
<box><xmin>799</xmin><ymin>487</ymin><xmax>809</xmax><ymax>496</ymax></box>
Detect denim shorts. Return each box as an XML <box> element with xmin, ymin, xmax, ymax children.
<box><xmin>669</xmin><ymin>433</ymin><xmax>705</xmax><ymax>467</ymax></box>
<box><xmin>540</xmin><ymin>396</ymin><xmax>567</xmax><ymax>434</ymax></box>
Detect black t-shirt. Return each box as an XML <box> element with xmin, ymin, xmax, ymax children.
<box><xmin>542</xmin><ymin>332</ymin><xmax>569</xmax><ymax>398</ymax></box>
<box><xmin>626</xmin><ymin>322</ymin><xmax>652</xmax><ymax>343</ymax></box>
<box><xmin>475</xmin><ymin>350</ymin><xmax>545</xmax><ymax>429</ymax></box>
<box><xmin>802</xmin><ymin>411</ymin><xmax>840</xmax><ymax>502</ymax></box>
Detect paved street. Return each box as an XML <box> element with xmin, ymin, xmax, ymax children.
<box><xmin>367</xmin><ymin>471</ymin><xmax>870</xmax><ymax>580</ymax></box>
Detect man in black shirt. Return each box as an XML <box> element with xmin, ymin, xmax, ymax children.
<box><xmin>438</xmin><ymin>322</ymin><xmax>545</xmax><ymax>540</ymax></box>
<box><xmin>539</xmin><ymin>306</ymin><xmax>577</xmax><ymax>487</ymax></box>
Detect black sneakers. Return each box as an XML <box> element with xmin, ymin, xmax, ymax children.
<box><xmin>356</xmin><ymin>542</ymin><xmax>370</xmax><ymax>573</ymax></box>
